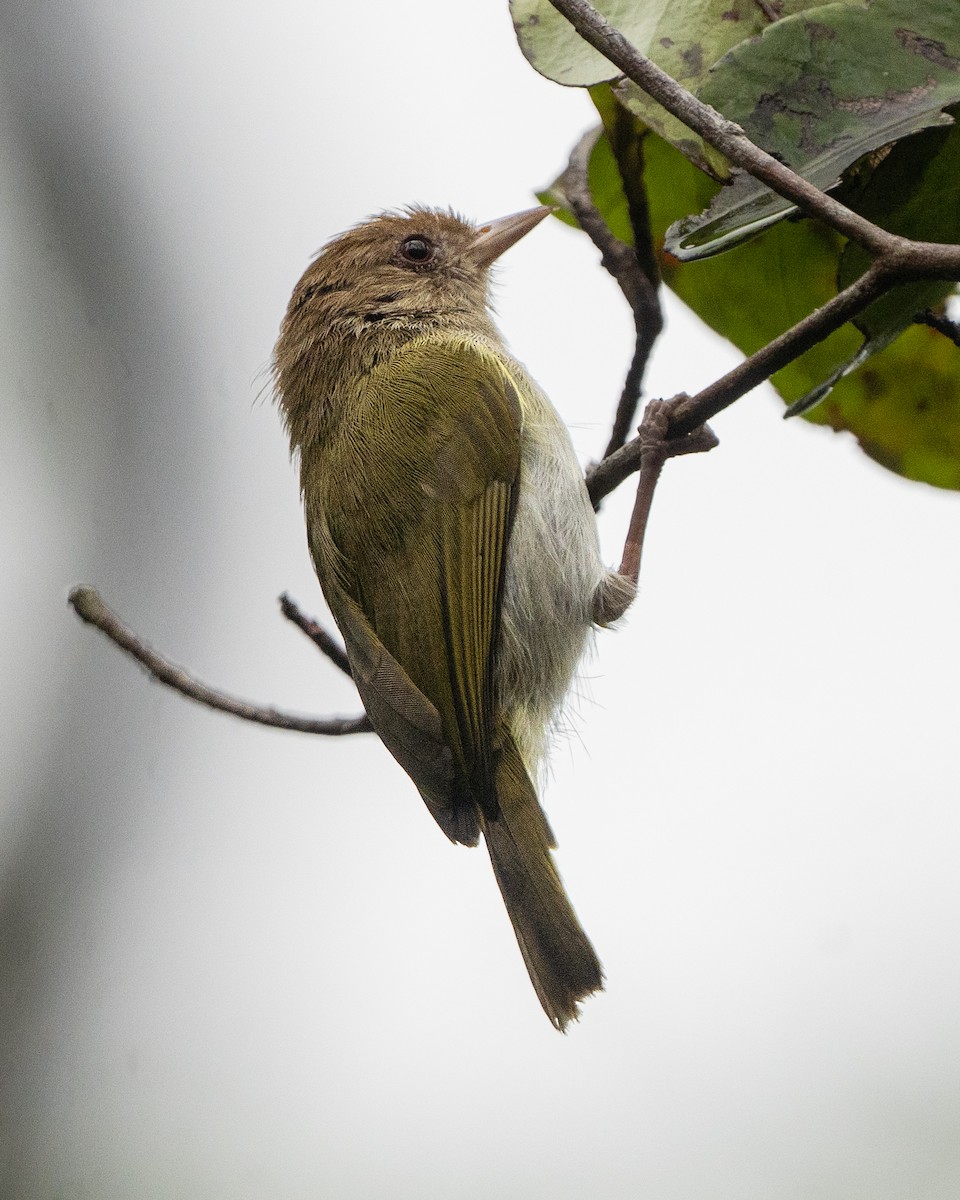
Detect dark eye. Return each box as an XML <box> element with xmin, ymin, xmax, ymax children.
<box><xmin>399</xmin><ymin>236</ymin><xmax>436</xmax><ymax>265</ymax></box>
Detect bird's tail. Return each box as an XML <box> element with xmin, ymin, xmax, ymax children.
<box><xmin>482</xmin><ymin>737</ymin><xmax>603</xmax><ymax>1030</ymax></box>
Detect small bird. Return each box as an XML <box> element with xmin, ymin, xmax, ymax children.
<box><xmin>274</xmin><ymin>206</ymin><xmax>635</xmax><ymax>1028</ymax></box>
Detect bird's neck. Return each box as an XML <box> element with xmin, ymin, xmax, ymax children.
<box><xmin>276</xmin><ymin>308</ymin><xmax>502</xmax><ymax>458</ymax></box>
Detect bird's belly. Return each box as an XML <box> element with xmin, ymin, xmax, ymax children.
<box><xmin>496</xmin><ymin>408</ymin><xmax>605</xmax><ymax>773</ymax></box>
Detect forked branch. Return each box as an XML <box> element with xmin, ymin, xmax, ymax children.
<box><xmin>68</xmin><ymin>586</ymin><xmax>371</xmax><ymax>736</ymax></box>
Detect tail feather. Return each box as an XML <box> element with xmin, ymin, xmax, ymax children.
<box><xmin>483</xmin><ymin>738</ymin><xmax>603</xmax><ymax>1030</ymax></box>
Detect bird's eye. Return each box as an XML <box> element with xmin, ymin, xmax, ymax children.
<box><xmin>399</xmin><ymin>236</ymin><xmax>436</xmax><ymax>265</ymax></box>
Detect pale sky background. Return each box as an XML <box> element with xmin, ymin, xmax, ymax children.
<box><xmin>2</xmin><ymin>2</ymin><xmax>959</xmax><ymax>1198</ymax></box>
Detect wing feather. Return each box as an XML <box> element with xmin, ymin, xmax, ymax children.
<box><xmin>316</xmin><ymin>337</ymin><xmax>522</xmax><ymax>840</ymax></box>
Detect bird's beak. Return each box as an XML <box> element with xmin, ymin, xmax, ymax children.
<box><xmin>467</xmin><ymin>205</ymin><xmax>554</xmax><ymax>268</ymax></box>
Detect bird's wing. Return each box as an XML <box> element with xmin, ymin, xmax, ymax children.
<box><xmin>316</xmin><ymin>337</ymin><xmax>522</xmax><ymax>844</ymax></box>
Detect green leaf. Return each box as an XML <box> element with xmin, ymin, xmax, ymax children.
<box><xmin>539</xmin><ymin>131</ymin><xmax>637</xmax><ymax>245</ymax></box>
<box><xmin>672</xmin><ymin>0</ymin><xmax>960</xmax><ymax>257</ymax></box>
<box><xmin>510</xmin><ymin>0</ymin><xmax>672</xmax><ymax>87</ymax></box>
<box><xmin>784</xmin><ymin>116</ymin><xmax>960</xmax><ymax>415</ymax></box>
<box><xmin>513</xmin><ymin>0</ymin><xmax>839</xmax><ymax>175</ymax></box>
<box><xmin>628</xmin><ymin>129</ymin><xmax>849</xmax><ymax>382</ymax></box>
<box><xmin>612</xmin><ymin>0</ymin><xmax>837</xmax><ymax>178</ymax></box>
<box><xmin>543</xmin><ymin>114</ymin><xmax>856</xmax><ymax>385</ymax></box>
<box><xmin>838</xmin><ymin>120</ymin><xmax>960</xmax><ymax>338</ymax></box>
<box><xmin>810</xmin><ymin>323</ymin><xmax>960</xmax><ymax>488</ymax></box>
<box><xmin>646</xmin><ymin>130</ymin><xmax>960</xmax><ymax>489</ymax></box>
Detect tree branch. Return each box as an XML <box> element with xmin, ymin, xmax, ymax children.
<box><xmin>587</xmin><ymin>261</ymin><xmax>893</xmax><ymax>503</ymax></box>
<box><xmin>68</xmin><ymin>586</ymin><xmax>372</xmax><ymax>736</ymax></box>
<box><xmin>279</xmin><ymin>592</ymin><xmax>352</xmax><ymax>676</ymax></box>
<box><xmin>556</xmin><ymin>129</ymin><xmax>664</xmax><ymax>464</ymax></box>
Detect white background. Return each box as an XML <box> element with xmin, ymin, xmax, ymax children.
<box><xmin>2</xmin><ymin>2</ymin><xmax>958</xmax><ymax>1197</ymax></box>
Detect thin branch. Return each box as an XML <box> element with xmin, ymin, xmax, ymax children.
<box><xmin>915</xmin><ymin>308</ymin><xmax>960</xmax><ymax>348</ymax></box>
<box><xmin>753</xmin><ymin>0</ymin><xmax>781</xmax><ymax>22</ymax></box>
<box><xmin>559</xmin><ymin>130</ymin><xmax>664</xmax><ymax>464</ymax></box>
<box><xmin>587</xmin><ymin>261</ymin><xmax>892</xmax><ymax>503</ymax></box>
<box><xmin>609</xmin><ymin>102</ymin><xmax>660</xmax><ymax>286</ymax></box>
<box><xmin>68</xmin><ymin>586</ymin><xmax>372</xmax><ymax>736</ymax></box>
<box><xmin>279</xmin><ymin>592</ymin><xmax>352</xmax><ymax>676</ymax></box>
<box><xmin>546</xmin><ymin>0</ymin><xmax>960</xmax><ymax>274</ymax></box>
<box><xmin>588</xmin><ymin>105</ymin><xmax>667</xmax><ymax>456</ymax></box>
<box><xmin>667</xmin><ymin>264</ymin><xmax>893</xmax><ymax>434</ymax></box>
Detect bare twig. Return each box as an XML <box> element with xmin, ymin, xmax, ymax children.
<box><xmin>587</xmin><ymin>261</ymin><xmax>895</xmax><ymax>503</ymax></box>
<box><xmin>68</xmin><ymin>586</ymin><xmax>372</xmax><ymax>736</ymax></box>
<box><xmin>558</xmin><ymin>130</ymin><xmax>664</xmax><ymax>464</ymax></box>
<box><xmin>608</xmin><ymin>101</ymin><xmax>660</xmax><ymax>287</ymax></box>
<box><xmin>915</xmin><ymin>309</ymin><xmax>960</xmax><ymax>348</ymax></box>
<box><xmin>279</xmin><ymin>592</ymin><xmax>352</xmax><ymax>676</ymax></box>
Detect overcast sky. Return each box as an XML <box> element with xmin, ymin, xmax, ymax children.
<box><xmin>2</xmin><ymin>2</ymin><xmax>958</xmax><ymax>1198</ymax></box>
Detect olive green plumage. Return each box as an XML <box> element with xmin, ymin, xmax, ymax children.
<box><xmin>274</xmin><ymin>206</ymin><xmax>633</xmax><ymax>1028</ymax></box>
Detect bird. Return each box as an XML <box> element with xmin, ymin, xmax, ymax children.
<box><xmin>273</xmin><ymin>205</ymin><xmax>635</xmax><ymax>1028</ymax></box>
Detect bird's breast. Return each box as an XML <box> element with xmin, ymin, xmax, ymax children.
<box><xmin>496</xmin><ymin>367</ymin><xmax>605</xmax><ymax>772</ymax></box>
